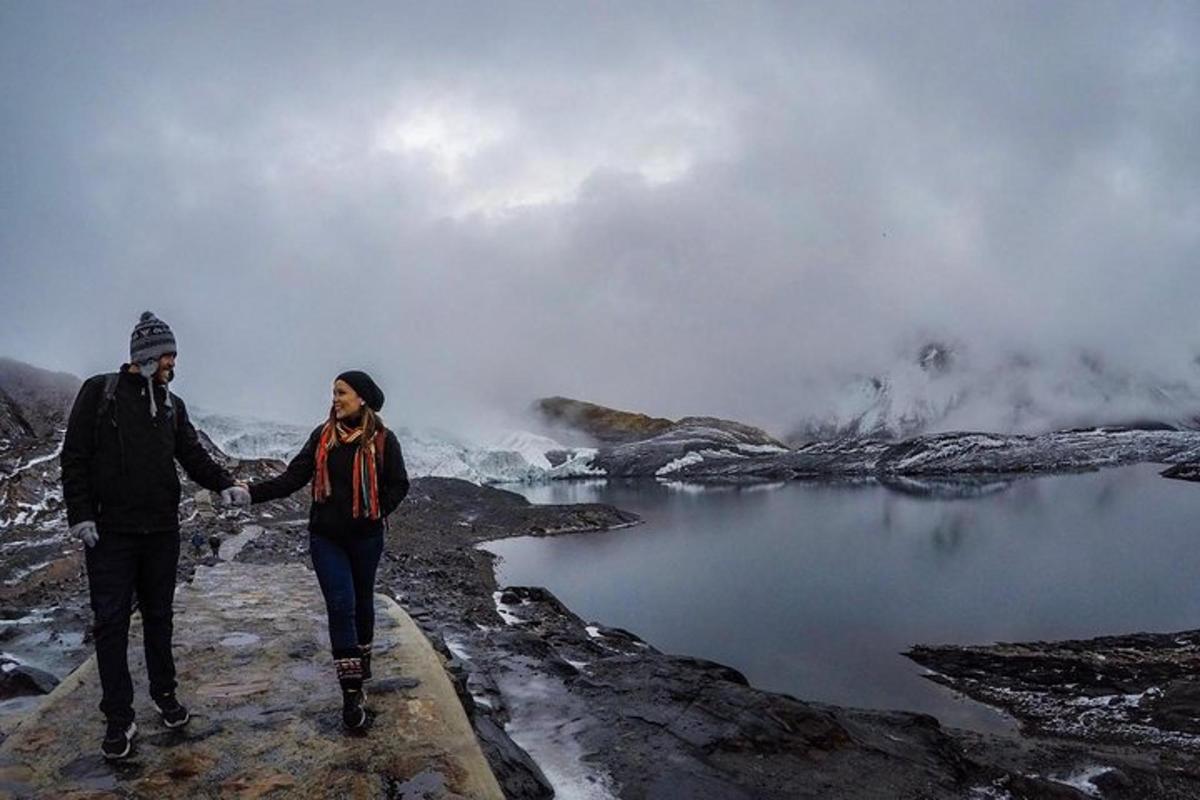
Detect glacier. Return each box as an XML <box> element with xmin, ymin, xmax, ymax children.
<box><xmin>190</xmin><ymin>408</ymin><xmax>602</xmax><ymax>485</ymax></box>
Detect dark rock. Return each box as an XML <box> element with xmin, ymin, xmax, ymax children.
<box><xmin>1144</xmin><ymin>678</ymin><xmax>1200</xmax><ymax>735</ymax></box>
<box><xmin>535</xmin><ymin>396</ymin><xmax>675</xmax><ymax>444</ymax></box>
<box><xmin>543</xmin><ymin>449</ymin><xmax>572</xmax><ymax>467</ymax></box>
<box><xmin>1091</xmin><ymin>767</ymin><xmax>1135</xmax><ymax>793</ymax></box>
<box><xmin>1161</xmin><ymin>462</ymin><xmax>1200</xmax><ymax>482</ymax></box>
<box><xmin>0</xmin><ymin>357</ymin><xmax>80</xmax><ymax>439</ymax></box>
<box><xmin>906</xmin><ymin>629</ymin><xmax>1200</xmax><ymax>747</ymax></box>
<box><xmin>0</xmin><ymin>661</ymin><xmax>59</xmax><ymax>698</ymax></box>
<box><xmin>593</xmin><ymin>417</ymin><xmax>787</xmax><ymax>477</ymax></box>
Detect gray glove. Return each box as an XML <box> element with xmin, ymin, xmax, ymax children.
<box><xmin>71</xmin><ymin>521</ymin><xmax>99</xmax><ymax>548</ymax></box>
<box><xmin>220</xmin><ymin>485</ymin><xmax>252</xmax><ymax>507</ymax></box>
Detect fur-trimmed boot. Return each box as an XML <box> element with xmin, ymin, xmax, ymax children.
<box><xmin>334</xmin><ymin>650</ymin><xmax>367</xmax><ymax>729</ymax></box>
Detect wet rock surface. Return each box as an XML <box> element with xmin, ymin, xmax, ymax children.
<box><xmin>0</xmin><ymin>560</ymin><xmax>504</xmax><ymax>799</ymax></box>
<box><xmin>908</xmin><ymin>631</ymin><xmax>1200</xmax><ymax>751</ymax></box>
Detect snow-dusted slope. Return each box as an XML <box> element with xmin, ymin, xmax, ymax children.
<box><xmin>190</xmin><ymin>409</ymin><xmax>600</xmax><ymax>485</ymax></box>
<box><xmin>673</xmin><ymin>428</ymin><xmax>1200</xmax><ymax>483</ymax></box>
<box><xmin>189</xmin><ymin>410</ymin><xmax>313</xmax><ymax>461</ymax></box>
<box><xmin>397</xmin><ymin>428</ymin><xmax>600</xmax><ymax>484</ymax></box>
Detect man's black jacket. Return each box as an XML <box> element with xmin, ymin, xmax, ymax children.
<box><xmin>61</xmin><ymin>368</ymin><xmax>235</xmax><ymax>534</ymax></box>
<box><xmin>250</xmin><ymin>424</ymin><xmax>409</xmax><ymax>538</ymax></box>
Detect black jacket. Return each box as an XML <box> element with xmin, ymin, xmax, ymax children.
<box><xmin>61</xmin><ymin>368</ymin><xmax>236</xmax><ymax>534</ymax></box>
<box><xmin>249</xmin><ymin>423</ymin><xmax>409</xmax><ymax>537</ymax></box>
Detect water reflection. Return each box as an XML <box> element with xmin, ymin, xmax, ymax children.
<box><xmin>490</xmin><ymin>464</ymin><xmax>1200</xmax><ymax>734</ymax></box>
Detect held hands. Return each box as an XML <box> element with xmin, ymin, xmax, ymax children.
<box><xmin>71</xmin><ymin>521</ymin><xmax>99</xmax><ymax>548</ymax></box>
<box><xmin>220</xmin><ymin>483</ymin><xmax>252</xmax><ymax>508</ymax></box>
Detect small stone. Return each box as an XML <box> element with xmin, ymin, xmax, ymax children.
<box><xmin>0</xmin><ymin>662</ymin><xmax>59</xmax><ymax>698</ymax></box>
<box><xmin>1092</xmin><ymin>768</ymin><xmax>1134</xmax><ymax>792</ymax></box>
<box><xmin>371</xmin><ymin>676</ymin><xmax>421</xmax><ymax>693</ymax></box>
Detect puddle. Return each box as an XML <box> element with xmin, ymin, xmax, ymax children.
<box><xmin>218</xmin><ymin>632</ymin><xmax>261</xmax><ymax>648</ymax></box>
<box><xmin>59</xmin><ymin>753</ymin><xmax>138</xmax><ymax>788</ymax></box>
<box><xmin>388</xmin><ymin>768</ymin><xmax>447</xmax><ymax>799</ymax></box>
<box><xmin>288</xmin><ymin>662</ymin><xmax>324</xmax><ymax>683</ymax></box>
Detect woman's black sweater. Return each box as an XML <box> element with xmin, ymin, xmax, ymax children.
<box><xmin>250</xmin><ymin>423</ymin><xmax>409</xmax><ymax>537</ymax></box>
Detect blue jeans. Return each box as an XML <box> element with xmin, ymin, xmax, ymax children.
<box><xmin>309</xmin><ymin>531</ymin><xmax>384</xmax><ymax>653</ymax></box>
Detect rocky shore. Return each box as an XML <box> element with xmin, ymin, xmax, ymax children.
<box><xmin>7</xmin><ymin>472</ymin><xmax>1200</xmax><ymax>797</ymax></box>
<box><xmin>5</xmin><ymin>364</ymin><xmax>1200</xmax><ymax>796</ymax></box>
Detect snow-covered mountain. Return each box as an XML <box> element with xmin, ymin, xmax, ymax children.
<box><xmin>188</xmin><ymin>410</ymin><xmax>314</xmax><ymax>461</ymax></box>
<box><xmin>788</xmin><ymin>342</ymin><xmax>1200</xmax><ymax>444</ymax></box>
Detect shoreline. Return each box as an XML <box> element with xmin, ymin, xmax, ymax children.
<box><xmin>4</xmin><ymin>475</ymin><xmax>1200</xmax><ymax>796</ymax></box>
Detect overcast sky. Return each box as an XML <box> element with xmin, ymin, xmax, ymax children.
<box><xmin>2</xmin><ymin>2</ymin><xmax>1197</xmax><ymax>434</ymax></box>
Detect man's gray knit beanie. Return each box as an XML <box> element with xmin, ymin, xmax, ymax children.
<box><xmin>130</xmin><ymin>311</ymin><xmax>176</xmax><ymax>364</ymax></box>
<box><xmin>129</xmin><ymin>312</ymin><xmax>176</xmax><ymax>418</ymax></box>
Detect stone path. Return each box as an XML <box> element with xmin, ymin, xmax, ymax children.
<box><xmin>0</xmin><ymin>561</ymin><xmax>504</xmax><ymax>799</ymax></box>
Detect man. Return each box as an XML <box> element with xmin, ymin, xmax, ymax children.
<box><xmin>60</xmin><ymin>311</ymin><xmax>251</xmax><ymax>759</ymax></box>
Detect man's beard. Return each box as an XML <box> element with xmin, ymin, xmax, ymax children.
<box><xmin>156</xmin><ymin>368</ymin><xmax>174</xmax><ymax>383</ymax></box>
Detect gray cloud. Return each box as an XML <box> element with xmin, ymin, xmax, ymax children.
<box><xmin>2</xmin><ymin>2</ymin><xmax>1198</xmax><ymax>435</ymax></box>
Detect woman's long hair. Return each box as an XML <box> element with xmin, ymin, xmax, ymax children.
<box><xmin>328</xmin><ymin>405</ymin><xmax>384</xmax><ymax>444</ymax></box>
<box><xmin>314</xmin><ymin>404</ymin><xmax>387</xmax><ymax>518</ymax></box>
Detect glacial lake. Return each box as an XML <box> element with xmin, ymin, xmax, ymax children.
<box><xmin>485</xmin><ymin>463</ymin><xmax>1200</xmax><ymax>733</ymax></box>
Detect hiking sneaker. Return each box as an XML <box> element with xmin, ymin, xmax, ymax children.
<box><xmin>342</xmin><ymin>689</ymin><xmax>367</xmax><ymax>730</ymax></box>
<box><xmin>153</xmin><ymin>694</ymin><xmax>190</xmax><ymax>728</ymax></box>
<box><xmin>101</xmin><ymin>720</ymin><xmax>137</xmax><ymax>760</ymax></box>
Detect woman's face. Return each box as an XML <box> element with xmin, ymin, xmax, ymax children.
<box><xmin>332</xmin><ymin>380</ymin><xmax>365</xmax><ymax>420</ymax></box>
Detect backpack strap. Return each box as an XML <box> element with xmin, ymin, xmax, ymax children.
<box><xmin>167</xmin><ymin>391</ymin><xmax>181</xmax><ymax>433</ymax></box>
<box><xmin>94</xmin><ymin>373</ymin><xmax>120</xmax><ymax>443</ymax></box>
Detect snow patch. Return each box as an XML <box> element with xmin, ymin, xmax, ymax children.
<box><xmin>1049</xmin><ymin>765</ymin><xmax>1115</xmax><ymax>798</ymax></box>
<box><xmin>2</xmin><ymin>559</ymin><xmax>56</xmax><ymax>586</ymax></box>
<box><xmin>492</xmin><ymin>592</ymin><xmax>526</xmax><ymax>626</ymax></box>
<box><xmin>9</xmin><ymin>442</ymin><xmax>63</xmax><ymax>477</ymax></box>
<box><xmin>443</xmin><ymin>635</ymin><xmax>472</xmax><ymax>662</ymax></box>
<box><xmin>655</xmin><ymin>452</ymin><xmax>704</xmax><ymax>476</ymax></box>
<box><xmin>737</xmin><ymin>443</ymin><xmax>788</xmax><ymax>454</ymax></box>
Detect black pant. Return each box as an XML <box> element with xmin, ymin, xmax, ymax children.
<box><xmin>84</xmin><ymin>530</ymin><xmax>180</xmax><ymax>725</ymax></box>
<box><xmin>309</xmin><ymin>530</ymin><xmax>384</xmax><ymax>653</ymax></box>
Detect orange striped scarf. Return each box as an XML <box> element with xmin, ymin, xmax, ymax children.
<box><xmin>313</xmin><ymin>421</ymin><xmax>386</xmax><ymax>519</ymax></box>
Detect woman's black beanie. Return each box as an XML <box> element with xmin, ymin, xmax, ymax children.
<box><xmin>337</xmin><ymin>370</ymin><xmax>385</xmax><ymax>412</ymax></box>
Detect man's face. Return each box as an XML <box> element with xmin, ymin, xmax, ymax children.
<box><xmin>154</xmin><ymin>353</ymin><xmax>176</xmax><ymax>384</ymax></box>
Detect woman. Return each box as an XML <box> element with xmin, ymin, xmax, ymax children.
<box><xmin>239</xmin><ymin>370</ymin><xmax>408</xmax><ymax>729</ymax></box>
